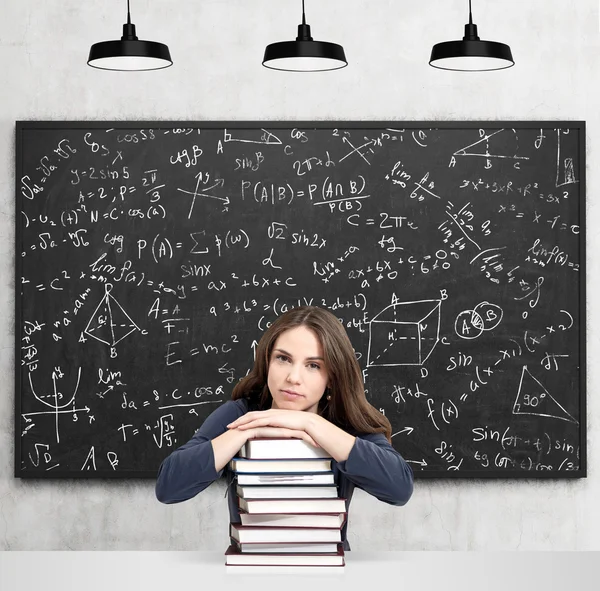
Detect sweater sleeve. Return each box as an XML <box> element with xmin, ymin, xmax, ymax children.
<box><xmin>155</xmin><ymin>400</ymin><xmax>246</xmax><ymax>504</ymax></box>
<box><xmin>336</xmin><ymin>433</ymin><xmax>414</xmax><ymax>506</ymax></box>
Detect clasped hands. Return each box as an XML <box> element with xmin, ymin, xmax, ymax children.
<box><xmin>227</xmin><ymin>409</ymin><xmax>320</xmax><ymax>448</ymax></box>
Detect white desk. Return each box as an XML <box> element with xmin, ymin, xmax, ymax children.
<box><xmin>0</xmin><ymin>551</ymin><xmax>597</xmax><ymax>591</ymax></box>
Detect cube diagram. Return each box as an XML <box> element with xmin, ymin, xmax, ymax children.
<box><xmin>367</xmin><ymin>300</ymin><xmax>441</xmax><ymax>366</ymax></box>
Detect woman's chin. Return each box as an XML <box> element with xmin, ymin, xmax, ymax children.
<box><xmin>275</xmin><ymin>398</ymin><xmax>301</xmax><ymax>408</ymax></box>
<box><xmin>273</xmin><ymin>398</ymin><xmax>306</xmax><ymax>411</ymax></box>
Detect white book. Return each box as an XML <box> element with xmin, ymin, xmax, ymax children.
<box><xmin>236</xmin><ymin>484</ymin><xmax>338</xmax><ymax>499</ymax></box>
<box><xmin>225</xmin><ymin>544</ymin><xmax>345</xmax><ymax>567</ymax></box>
<box><xmin>230</xmin><ymin>523</ymin><xmax>342</xmax><ymax>544</ymax></box>
<box><xmin>238</xmin><ymin>497</ymin><xmax>347</xmax><ymax>514</ymax></box>
<box><xmin>236</xmin><ymin>472</ymin><xmax>335</xmax><ymax>485</ymax></box>
<box><xmin>226</xmin><ymin>565</ymin><xmax>345</xmax><ymax>574</ymax></box>
<box><xmin>230</xmin><ymin>458</ymin><xmax>332</xmax><ymax>473</ymax></box>
<box><xmin>240</xmin><ymin>512</ymin><xmax>347</xmax><ymax>528</ymax></box>
<box><xmin>234</xmin><ymin>542</ymin><xmax>339</xmax><ymax>554</ymax></box>
<box><xmin>239</xmin><ymin>438</ymin><xmax>331</xmax><ymax>459</ymax></box>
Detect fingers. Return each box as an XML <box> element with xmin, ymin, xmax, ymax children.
<box><xmin>284</xmin><ymin>429</ymin><xmax>319</xmax><ymax>447</ymax></box>
<box><xmin>227</xmin><ymin>411</ymin><xmax>268</xmax><ymax>429</ymax></box>
<box><xmin>234</xmin><ymin>418</ymin><xmax>268</xmax><ymax>431</ymax></box>
<box><xmin>300</xmin><ymin>433</ymin><xmax>320</xmax><ymax>448</ymax></box>
<box><xmin>229</xmin><ymin>414</ymin><xmax>284</xmax><ymax>431</ymax></box>
<box><xmin>228</xmin><ymin>410</ymin><xmax>305</xmax><ymax>432</ymax></box>
<box><xmin>227</xmin><ymin>415</ymin><xmax>251</xmax><ymax>429</ymax></box>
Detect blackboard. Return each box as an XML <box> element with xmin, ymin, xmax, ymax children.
<box><xmin>15</xmin><ymin>121</ymin><xmax>586</xmax><ymax>478</ymax></box>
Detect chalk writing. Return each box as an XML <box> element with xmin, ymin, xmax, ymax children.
<box><xmin>16</xmin><ymin>122</ymin><xmax>584</xmax><ymax>477</ymax></box>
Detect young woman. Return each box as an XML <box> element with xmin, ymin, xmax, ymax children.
<box><xmin>155</xmin><ymin>306</ymin><xmax>414</xmax><ymax>550</ymax></box>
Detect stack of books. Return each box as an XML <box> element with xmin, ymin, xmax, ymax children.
<box><xmin>224</xmin><ymin>438</ymin><xmax>347</xmax><ymax>569</ymax></box>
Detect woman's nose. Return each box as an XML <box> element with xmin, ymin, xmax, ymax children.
<box><xmin>286</xmin><ymin>365</ymin><xmax>301</xmax><ymax>383</ymax></box>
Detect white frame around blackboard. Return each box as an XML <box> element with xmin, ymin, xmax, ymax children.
<box><xmin>15</xmin><ymin>121</ymin><xmax>586</xmax><ymax>479</ymax></box>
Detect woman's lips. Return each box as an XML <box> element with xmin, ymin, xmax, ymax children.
<box><xmin>282</xmin><ymin>390</ymin><xmax>303</xmax><ymax>399</ymax></box>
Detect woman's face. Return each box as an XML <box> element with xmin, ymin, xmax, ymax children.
<box><xmin>268</xmin><ymin>326</ymin><xmax>329</xmax><ymax>414</ymax></box>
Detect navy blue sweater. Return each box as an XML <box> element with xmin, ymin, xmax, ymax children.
<box><xmin>155</xmin><ymin>398</ymin><xmax>414</xmax><ymax>550</ymax></box>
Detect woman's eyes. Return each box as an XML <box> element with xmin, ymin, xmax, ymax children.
<box><xmin>274</xmin><ymin>355</ymin><xmax>321</xmax><ymax>370</ymax></box>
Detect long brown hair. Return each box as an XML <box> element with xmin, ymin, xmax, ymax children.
<box><xmin>232</xmin><ymin>306</ymin><xmax>392</xmax><ymax>441</ymax></box>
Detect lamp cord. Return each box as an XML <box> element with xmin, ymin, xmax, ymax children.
<box><xmin>127</xmin><ymin>0</ymin><xmax>131</xmax><ymax>25</ymax></box>
<box><xmin>302</xmin><ymin>0</ymin><xmax>306</xmax><ymax>25</ymax></box>
<box><xmin>468</xmin><ymin>0</ymin><xmax>473</xmax><ymax>25</ymax></box>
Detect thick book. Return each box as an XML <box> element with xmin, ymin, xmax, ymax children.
<box><xmin>226</xmin><ymin>564</ymin><xmax>345</xmax><ymax>574</ymax></box>
<box><xmin>236</xmin><ymin>484</ymin><xmax>338</xmax><ymax>499</ymax></box>
<box><xmin>239</xmin><ymin>511</ymin><xmax>347</xmax><ymax>528</ymax></box>
<box><xmin>225</xmin><ymin>564</ymin><xmax>346</xmax><ymax>572</ymax></box>
<box><xmin>230</xmin><ymin>523</ymin><xmax>342</xmax><ymax>544</ymax></box>
<box><xmin>229</xmin><ymin>458</ymin><xmax>332</xmax><ymax>473</ymax></box>
<box><xmin>224</xmin><ymin>544</ymin><xmax>345</xmax><ymax>567</ymax></box>
<box><xmin>239</xmin><ymin>438</ymin><xmax>331</xmax><ymax>459</ymax></box>
<box><xmin>238</xmin><ymin>497</ymin><xmax>347</xmax><ymax>514</ymax></box>
<box><xmin>236</xmin><ymin>471</ymin><xmax>335</xmax><ymax>485</ymax></box>
<box><xmin>232</xmin><ymin>540</ymin><xmax>339</xmax><ymax>554</ymax></box>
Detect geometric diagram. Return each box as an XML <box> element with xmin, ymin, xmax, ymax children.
<box><xmin>454</xmin><ymin>301</ymin><xmax>503</xmax><ymax>340</ymax></box>
<box><xmin>223</xmin><ymin>128</ymin><xmax>283</xmax><ymax>146</ymax></box>
<box><xmin>367</xmin><ymin>299</ymin><xmax>441</xmax><ymax>366</ymax></box>
<box><xmin>24</xmin><ymin>367</ymin><xmax>87</xmax><ymax>443</ymax></box>
<box><xmin>84</xmin><ymin>283</ymin><xmax>140</xmax><ymax>349</ymax></box>
<box><xmin>555</xmin><ymin>129</ymin><xmax>578</xmax><ymax>188</ymax></box>
<box><xmin>513</xmin><ymin>365</ymin><xmax>578</xmax><ymax>424</ymax></box>
<box><xmin>453</xmin><ymin>129</ymin><xmax>530</xmax><ymax>165</ymax></box>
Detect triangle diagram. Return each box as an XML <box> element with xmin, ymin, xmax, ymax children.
<box><xmin>224</xmin><ymin>128</ymin><xmax>282</xmax><ymax>145</ymax></box>
<box><xmin>454</xmin><ymin>128</ymin><xmax>529</xmax><ymax>160</ymax></box>
<box><xmin>513</xmin><ymin>365</ymin><xmax>578</xmax><ymax>424</ymax></box>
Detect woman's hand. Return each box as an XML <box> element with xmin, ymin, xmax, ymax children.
<box><xmin>228</xmin><ymin>409</ymin><xmax>312</xmax><ymax>434</ymax></box>
<box><xmin>239</xmin><ymin>425</ymin><xmax>319</xmax><ymax>448</ymax></box>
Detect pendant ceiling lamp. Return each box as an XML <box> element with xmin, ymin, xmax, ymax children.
<box><xmin>263</xmin><ymin>0</ymin><xmax>347</xmax><ymax>72</ymax></box>
<box><xmin>429</xmin><ymin>0</ymin><xmax>514</xmax><ymax>71</ymax></box>
<box><xmin>88</xmin><ymin>0</ymin><xmax>172</xmax><ymax>71</ymax></box>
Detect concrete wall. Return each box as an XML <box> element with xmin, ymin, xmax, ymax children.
<box><xmin>1</xmin><ymin>0</ymin><xmax>598</xmax><ymax>550</ymax></box>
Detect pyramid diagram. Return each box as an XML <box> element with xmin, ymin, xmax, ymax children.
<box><xmin>85</xmin><ymin>284</ymin><xmax>140</xmax><ymax>347</ymax></box>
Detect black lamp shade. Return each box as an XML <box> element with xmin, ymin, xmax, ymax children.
<box><xmin>88</xmin><ymin>19</ymin><xmax>172</xmax><ymax>71</ymax></box>
<box><xmin>263</xmin><ymin>20</ymin><xmax>347</xmax><ymax>72</ymax></box>
<box><xmin>88</xmin><ymin>39</ymin><xmax>172</xmax><ymax>71</ymax></box>
<box><xmin>429</xmin><ymin>39</ymin><xmax>514</xmax><ymax>71</ymax></box>
<box><xmin>263</xmin><ymin>40</ymin><xmax>347</xmax><ymax>72</ymax></box>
